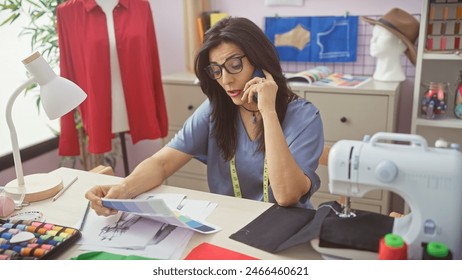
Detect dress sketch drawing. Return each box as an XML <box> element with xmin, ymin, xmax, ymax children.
<box><xmin>99</xmin><ymin>213</ymin><xmax>142</xmax><ymax>241</ymax></box>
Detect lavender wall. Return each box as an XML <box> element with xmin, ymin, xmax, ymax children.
<box><xmin>151</xmin><ymin>0</ymin><xmax>422</xmax><ymax>75</ymax></box>
<box><xmin>150</xmin><ymin>0</ymin><xmax>185</xmax><ymax>75</ymax></box>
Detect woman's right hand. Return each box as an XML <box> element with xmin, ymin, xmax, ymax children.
<box><xmin>85</xmin><ymin>184</ymin><xmax>128</xmax><ymax>216</ymax></box>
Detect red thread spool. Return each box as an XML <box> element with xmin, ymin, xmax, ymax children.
<box><xmin>378</xmin><ymin>233</ymin><xmax>407</xmax><ymax>260</ymax></box>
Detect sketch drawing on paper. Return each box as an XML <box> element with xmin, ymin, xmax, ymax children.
<box><xmin>99</xmin><ymin>212</ymin><xmax>142</xmax><ymax>241</ymax></box>
<box><xmin>152</xmin><ymin>223</ymin><xmax>177</xmax><ymax>244</ymax></box>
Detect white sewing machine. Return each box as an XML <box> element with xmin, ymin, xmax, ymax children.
<box><xmin>327</xmin><ymin>132</ymin><xmax>462</xmax><ymax>260</ymax></box>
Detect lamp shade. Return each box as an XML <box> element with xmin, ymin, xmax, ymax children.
<box><xmin>22</xmin><ymin>52</ymin><xmax>87</xmax><ymax>119</ymax></box>
<box><xmin>40</xmin><ymin>77</ymin><xmax>87</xmax><ymax>120</ymax></box>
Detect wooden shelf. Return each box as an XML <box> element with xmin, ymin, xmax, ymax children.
<box><xmin>416</xmin><ymin>117</ymin><xmax>462</xmax><ymax>129</ymax></box>
<box><xmin>423</xmin><ymin>52</ymin><xmax>462</xmax><ymax>60</ymax></box>
<box><xmin>411</xmin><ymin>0</ymin><xmax>462</xmax><ymax>147</ymax></box>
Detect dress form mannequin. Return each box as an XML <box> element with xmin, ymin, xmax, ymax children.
<box><xmin>370</xmin><ymin>25</ymin><xmax>407</xmax><ymax>82</ymax></box>
<box><xmin>95</xmin><ymin>0</ymin><xmax>129</xmax><ymax>132</ymax></box>
<box><xmin>57</xmin><ymin>0</ymin><xmax>168</xmax><ymax>160</ymax></box>
<box><xmin>95</xmin><ymin>0</ymin><xmax>130</xmax><ymax>175</ymax></box>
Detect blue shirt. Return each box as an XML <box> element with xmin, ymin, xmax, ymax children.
<box><xmin>167</xmin><ymin>97</ymin><xmax>324</xmax><ymax>209</ymax></box>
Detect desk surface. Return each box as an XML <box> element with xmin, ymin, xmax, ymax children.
<box><xmin>23</xmin><ymin>167</ymin><xmax>322</xmax><ymax>260</ymax></box>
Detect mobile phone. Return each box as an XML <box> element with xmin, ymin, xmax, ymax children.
<box><xmin>252</xmin><ymin>68</ymin><xmax>265</xmax><ymax>79</ymax></box>
<box><xmin>252</xmin><ymin>68</ymin><xmax>265</xmax><ymax>103</ymax></box>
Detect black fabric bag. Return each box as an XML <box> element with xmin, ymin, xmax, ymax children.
<box><xmin>318</xmin><ymin>203</ymin><xmax>394</xmax><ymax>252</ymax></box>
<box><xmin>230</xmin><ymin>201</ymin><xmax>393</xmax><ymax>253</ymax></box>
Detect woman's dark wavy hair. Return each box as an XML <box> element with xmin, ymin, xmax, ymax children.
<box><xmin>194</xmin><ymin>17</ymin><xmax>297</xmax><ymax>161</ymax></box>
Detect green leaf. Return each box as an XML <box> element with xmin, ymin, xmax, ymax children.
<box><xmin>0</xmin><ymin>12</ymin><xmax>19</xmax><ymax>26</ymax></box>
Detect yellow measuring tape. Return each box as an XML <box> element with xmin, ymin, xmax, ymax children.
<box><xmin>230</xmin><ymin>155</ymin><xmax>269</xmax><ymax>202</ymax></box>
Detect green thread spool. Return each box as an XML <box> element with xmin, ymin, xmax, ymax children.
<box><xmin>423</xmin><ymin>241</ymin><xmax>452</xmax><ymax>260</ymax></box>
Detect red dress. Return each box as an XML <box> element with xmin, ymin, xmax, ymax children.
<box><xmin>57</xmin><ymin>0</ymin><xmax>168</xmax><ymax>155</ymax></box>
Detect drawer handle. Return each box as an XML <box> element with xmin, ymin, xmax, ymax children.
<box><xmin>187</xmin><ymin>105</ymin><xmax>194</xmax><ymax>111</ymax></box>
<box><xmin>340</xmin><ymin>117</ymin><xmax>347</xmax><ymax>123</ymax></box>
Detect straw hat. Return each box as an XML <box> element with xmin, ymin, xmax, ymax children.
<box><xmin>362</xmin><ymin>8</ymin><xmax>419</xmax><ymax>65</ymax></box>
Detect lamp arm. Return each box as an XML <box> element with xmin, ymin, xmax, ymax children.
<box><xmin>6</xmin><ymin>77</ymin><xmax>36</xmax><ymax>187</ymax></box>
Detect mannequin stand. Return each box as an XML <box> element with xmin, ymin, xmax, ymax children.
<box><xmin>119</xmin><ymin>132</ymin><xmax>129</xmax><ymax>177</ymax></box>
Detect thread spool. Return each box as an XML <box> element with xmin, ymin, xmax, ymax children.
<box><xmin>378</xmin><ymin>233</ymin><xmax>407</xmax><ymax>260</ymax></box>
<box><xmin>422</xmin><ymin>242</ymin><xmax>453</xmax><ymax>260</ymax></box>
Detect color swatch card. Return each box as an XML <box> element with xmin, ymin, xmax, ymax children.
<box><xmin>101</xmin><ymin>197</ymin><xmax>221</xmax><ymax>234</ymax></box>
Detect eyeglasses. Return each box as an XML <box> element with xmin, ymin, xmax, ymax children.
<box><xmin>204</xmin><ymin>55</ymin><xmax>246</xmax><ymax>80</ymax></box>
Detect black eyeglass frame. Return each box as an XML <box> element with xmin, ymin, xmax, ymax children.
<box><xmin>204</xmin><ymin>55</ymin><xmax>247</xmax><ymax>80</ymax></box>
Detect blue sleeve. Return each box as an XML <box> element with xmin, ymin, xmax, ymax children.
<box><xmin>166</xmin><ymin>100</ymin><xmax>211</xmax><ymax>164</ymax></box>
<box><xmin>284</xmin><ymin>99</ymin><xmax>324</xmax><ymax>203</ymax></box>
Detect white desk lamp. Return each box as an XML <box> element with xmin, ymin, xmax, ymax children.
<box><xmin>4</xmin><ymin>52</ymin><xmax>87</xmax><ymax>207</ymax></box>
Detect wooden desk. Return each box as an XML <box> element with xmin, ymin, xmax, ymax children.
<box><xmin>22</xmin><ymin>167</ymin><xmax>322</xmax><ymax>260</ymax></box>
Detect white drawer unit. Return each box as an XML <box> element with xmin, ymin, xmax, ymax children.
<box><xmin>164</xmin><ymin>84</ymin><xmax>205</xmax><ymax>129</ymax></box>
<box><xmin>162</xmin><ymin>72</ymin><xmax>208</xmax><ymax>193</ymax></box>
<box><xmin>290</xmin><ymin>79</ymin><xmax>400</xmax><ymax>214</ymax></box>
<box><xmin>307</xmin><ymin>93</ymin><xmax>389</xmax><ymax>143</ymax></box>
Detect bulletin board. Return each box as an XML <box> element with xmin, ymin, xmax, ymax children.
<box><xmin>265</xmin><ymin>16</ymin><xmax>359</xmax><ymax>62</ymax></box>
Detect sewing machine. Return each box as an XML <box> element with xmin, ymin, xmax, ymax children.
<box><xmin>327</xmin><ymin>132</ymin><xmax>462</xmax><ymax>260</ymax></box>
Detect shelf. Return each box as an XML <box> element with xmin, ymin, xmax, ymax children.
<box><xmin>423</xmin><ymin>52</ymin><xmax>462</xmax><ymax>60</ymax></box>
<box><xmin>415</xmin><ymin>117</ymin><xmax>462</xmax><ymax>129</ymax></box>
<box><xmin>411</xmin><ymin>1</ymin><xmax>462</xmax><ymax>148</ymax></box>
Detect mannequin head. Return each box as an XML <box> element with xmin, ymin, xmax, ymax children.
<box><xmin>361</xmin><ymin>8</ymin><xmax>419</xmax><ymax>82</ymax></box>
<box><xmin>362</xmin><ymin>8</ymin><xmax>419</xmax><ymax>66</ymax></box>
<box><xmin>369</xmin><ymin>25</ymin><xmax>406</xmax><ymax>82</ymax></box>
<box><xmin>370</xmin><ymin>25</ymin><xmax>406</xmax><ymax>59</ymax></box>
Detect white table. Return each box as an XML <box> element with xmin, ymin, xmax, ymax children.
<box><xmin>20</xmin><ymin>167</ymin><xmax>323</xmax><ymax>260</ymax></box>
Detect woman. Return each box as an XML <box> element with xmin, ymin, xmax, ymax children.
<box><xmin>86</xmin><ymin>17</ymin><xmax>324</xmax><ymax>216</ymax></box>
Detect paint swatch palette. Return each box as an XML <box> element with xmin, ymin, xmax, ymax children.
<box><xmin>0</xmin><ymin>219</ymin><xmax>81</xmax><ymax>260</ymax></box>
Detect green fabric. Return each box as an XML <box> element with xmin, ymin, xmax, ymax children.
<box><xmin>71</xmin><ymin>251</ymin><xmax>157</xmax><ymax>260</ymax></box>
